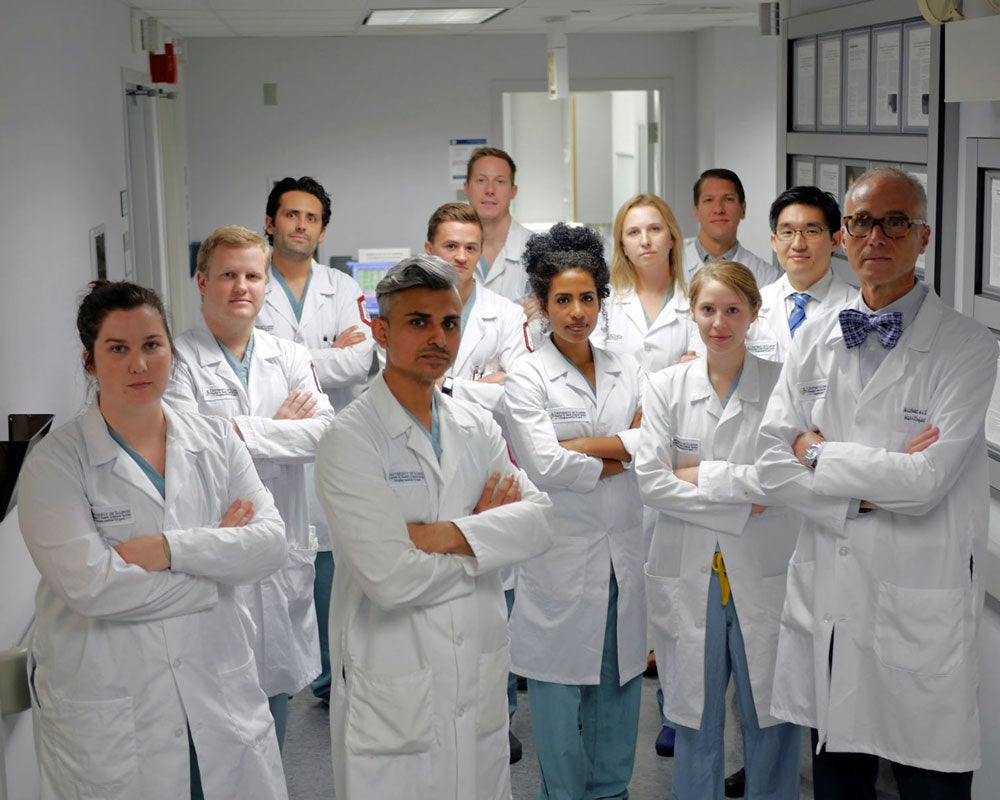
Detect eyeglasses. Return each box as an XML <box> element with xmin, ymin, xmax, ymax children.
<box><xmin>842</xmin><ymin>215</ymin><xmax>926</xmax><ymax>239</ymax></box>
<box><xmin>773</xmin><ymin>226</ymin><xmax>830</xmax><ymax>242</ymax></box>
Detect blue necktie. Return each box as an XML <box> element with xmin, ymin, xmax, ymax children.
<box><xmin>788</xmin><ymin>292</ymin><xmax>811</xmax><ymax>338</ymax></box>
<box><xmin>838</xmin><ymin>308</ymin><xmax>903</xmax><ymax>349</ymax></box>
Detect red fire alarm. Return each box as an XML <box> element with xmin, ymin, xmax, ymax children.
<box><xmin>150</xmin><ymin>42</ymin><xmax>177</xmax><ymax>84</ymax></box>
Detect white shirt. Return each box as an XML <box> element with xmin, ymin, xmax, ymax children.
<box><xmin>475</xmin><ymin>219</ymin><xmax>533</xmax><ymax>303</ymax></box>
<box><xmin>316</xmin><ymin>374</ymin><xmax>552</xmax><ymax>800</ymax></box>
<box><xmin>19</xmin><ymin>403</ymin><xmax>288</xmax><ymax>800</ymax></box>
<box><xmin>683</xmin><ymin>239</ymin><xmax>781</xmax><ymax>289</ymax></box>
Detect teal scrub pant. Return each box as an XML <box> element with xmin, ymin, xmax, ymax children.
<box><xmin>670</xmin><ymin>567</ymin><xmax>800</xmax><ymax>800</ymax></box>
<box><xmin>527</xmin><ymin>573</ymin><xmax>642</xmax><ymax>800</ymax></box>
<box><xmin>505</xmin><ymin>587</ymin><xmax>518</xmax><ymax>717</ymax></box>
<box><xmin>268</xmin><ymin>693</ymin><xmax>290</xmax><ymax>751</ymax></box>
<box><xmin>310</xmin><ymin>550</ymin><xmax>335</xmax><ymax>701</ymax></box>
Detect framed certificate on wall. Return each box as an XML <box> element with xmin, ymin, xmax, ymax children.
<box><xmin>871</xmin><ymin>24</ymin><xmax>902</xmax><ymax>132</ymax></box>
<box><xmin>791</xmin><ymin>155</ymin><xmax>815</xmax><ymax>187</ymax></box>
<box><xmin>902</xmin><ymin>21</ymin><xmax>931</xmax><ymax>133</ymax></box>
<box><xmin>792</xmin><ymin>38</ymin><xmax>817</xmax><ymax>131</ymax></box>
<box><xmin>818</xmin><ymin>33</ymin><xmax>843</xmax><ymax>131</ymax></box>
<box><xmin>843</xmin><ymin>28</ymin><xmax>871</xmax><ymax>131</ymax></box>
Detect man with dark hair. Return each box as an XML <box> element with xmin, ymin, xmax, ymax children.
<box><xmin>464</xmin><ymin>147</ymin><xmax>539</xmax><ymax>323</ymax></box>
<box><xmin>758</xmin><ymin>167</ymin><xmax>996</xmax><ymax>800</ymax></box>
<box><xmin>316</xmin><ymin>255</ymin><xmax>552</xmax><ymax>799</ymax></box>
<box><xmin>257</xmin><ymin>175</ymin><xmax>375</xmax><ymax>705</ymax></box>
<box><xmin>747</xmin><ymin>185</ymin><xmax>856</xmax><ymax>362</ymax></box>
<box><xmin>683</xmin><ymin>168</ymin><xmax>780</xmax><ymax>288</ymax></box>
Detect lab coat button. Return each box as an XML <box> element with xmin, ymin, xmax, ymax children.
<box><xmin>695</xmin><ymin>620</ymin><xmax>704</xmax><ymax>629</ymax></box>
<box><xmin>701</xmin><ymin>566</ymin><xmax>709</xmax><ymax>574</ymax></box>
<box><xmin>175</xmin><ymin>727</ymin><xmax>184</xmax><ymax>738</ymax></box>
<box><xmin>839</xmin><ymin>546</ymin><xmax>849</xmax><ymax>556</ymax></box>
<box><xmin>823</xmin><ymin>614</ymin><xmax>832</xmax><ymax>623</ymax></box>
<box><xmin>457</xmin><ymin>706</ymin><xmax>465</xmax><ymax>717</ymax></box>
<box><xmin>456</xmin><ymin>635</ymin><xmax>464</xmax><ymax>646</ymax></box>
<box><xmin>173</xmin><ymin>658</ymin><xmax>182</xmax><ymax>668</ymax></box>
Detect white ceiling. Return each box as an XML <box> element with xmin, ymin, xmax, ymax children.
<box><xmin>130</xmin><ymin>1</ymin><xmax>762</xmax><ymax>38</ymax></box>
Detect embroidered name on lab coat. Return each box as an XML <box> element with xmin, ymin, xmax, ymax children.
<box><xmin>254</xmin><ymin>323</ymin><xmax>275</xmax><ymax>333</ymax></box>
<box><xmin>797</xmin><ymin>380</ymin><xmax>828</xmax><ymax>400</ymax></box>
<box><xmin>91</xmin><ymin>505</ymin><xmax>134</xmax><ymax>525</ymax></box>
<box><xmin>202</xmin><ymin>384</ymin><xmax>240</xmax><ymax>401</ymax></box>
<box><xmin>606</xmin><ymin>332</ymin><xmax>625</xmax><ymax>344</ymax></box>
<box><xmin>671</xmin><ymin>436</ymin><xmax>700</xmax><ymax>453</ymax></box>
<box><xmin>747</xmin><ymin>340</ymin><xmax>777</xmax><ymax>358</ymax></box>
<box><xmin>388</xmin><ymin>470</ymin><xmax>426</xmax><ymax>485</ymax></box>
<box><xmin>549</xmin><ymin>407</ymin><xmax>589</xmax><ymax>422</ymax></box>
<box><xmin>902</xmin><ymin>406</ymin><xmax>929</xmax><ymax>423</ymax></box>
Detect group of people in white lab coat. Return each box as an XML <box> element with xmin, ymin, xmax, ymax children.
<box><xmin>16</xmin><ymin>158</ymin><xmax>994</xmax><ymax>800</ymax></box>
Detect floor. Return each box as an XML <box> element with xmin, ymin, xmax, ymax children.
<box><xmin>281</xmin><ymin>675</ymin><xmax>900</xmax><ymax>799</ymax></box>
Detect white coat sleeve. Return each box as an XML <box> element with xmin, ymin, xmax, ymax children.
<box><xmin>447</xmin><ymin>415</ymin><xmax>553</xmax><ymax>576</ymax></box>
<box><xmin>635</xmin><ymin>373</ymin><xmax>751</xmax><ymax>535</ymax></box>
<box><xmin>314</xmin><ymin>419</ymin><xmax>478</xmax><ymax>611</ymax></box>
<box><xmin>697</xmin><ymin>460</ymin><xmax>768</xmax><ymax>506</ymax></box>
<box><xmin>166</xmin><ymin>426</ymin><xmax>288</xmax><ymax>584</ymax></box>
<box><xmin>504</xmin><ymin>364</ymin><xmax>603</xmax><ymax>493</ymax></box>
<box><xmin>236</xmin><ymin>346</ymin><xmax>336</xmax><ymax>463</ymax></box>
<box><xmin>812</xmin><ymin>328</ymin><xmax>997</xmax><ymax>515</ymax></box>
<box><xmin>309</xmin><ymin>281</ymin><xmax>376</xmax><ymax>389</ymax></box>
<box><xmin>162</xmin><ymin>360</ymin><xmax>202</xmax><ymax>415</ymax></box>
<box><xmin>756</xmin><ymin>353</ymin><xmax>852</xmax><ymax>535</ymax></box>
<box><xmin>451</xmin><ymin>378</ymin><xmax>504</xmax><ymax>415</ymax></box>
<box><xmin>18</xmin><ymin>446</ymin><xmax>219</xmax><ymax>622</ymax></box>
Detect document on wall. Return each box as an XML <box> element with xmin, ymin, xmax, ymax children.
<box><xmin>844</xmin><ymin>30</ymin><xmax>870</xmax><ymax>128</ymax></box>
<box><xmin>905</xmin><ymin>25</ymin><xmax>931</xmax><ymax>129</ymax></box>
<box><xmin>817</xmin><ymin>161</ymin><xmax>840</xmax><ymax>199</ymax></box>
<box><xmin>794</xmin><ymin>39</ymin><xmax>817</xmax><ymax>129</ymax></box>
<box><xmin>819</xmin><ymin>36</ymin><xmax>842</xmax><ymax>128</ymax></box>
<box><xmin>794</xmin><ymin>158</ymin><xmax>814</xmax><ymax>187</ymax></box>
<box><xmin>990</xmin><ymin>175</ymin><xmax>1000</xmax><ymax>288</ymax></box>
<box><xmin>873</xmin><ymin>27</ymin><xmax>901</xmax><ymax>129</ymax></box>
<box><xmin>450</xmin><ymin>138</ymin><xmax>487</xmax><ymax>189</ymax></box>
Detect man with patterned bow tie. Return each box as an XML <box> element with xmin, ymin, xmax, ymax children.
<box><xmin>746</xmin><ymin>185</ymin><xmax>856</xmax><ymax>362</ymax></box>
<box><xmin>756</xmin><ymin>167</ymin><xmax>997</xmax><ymax>799</ymax></box>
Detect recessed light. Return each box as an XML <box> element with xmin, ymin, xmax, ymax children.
<box><xmin>363</xmin><ymin>8</ymin><xmax>506</xmax><ymax>26</ymax></box>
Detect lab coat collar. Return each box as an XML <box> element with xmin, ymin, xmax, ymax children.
<box><xmin>190</xmin><ymin>316</ymin><xmax>282</xmax><ymax>366</ymax></box>
<box><xmin>616</xmin><ymin>288</ymin><xmax>685</xmax><ymax>335</ymax></box>
<box><xmin>262</xmin><ymin>258</ymin><xmax>329</xmax><ymax>329</ymax></box>
<box><xmin>689</xmin><ymin>350</ymin><xmax>763</xmax><ymax>423</ymax></box>
<box><xmin>536</xmin><ymin>337</ymin><xmax>624</xmax><ymax>406</ymax></box>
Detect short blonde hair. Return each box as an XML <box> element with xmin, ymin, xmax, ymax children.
<box><xmin>196</xmin><ymin>225</ymin><xmax>271</xmax><ymax>276</ymax></box>
<box><xmin>688</xmin><ymin>260</ymin><xmax>761</xmax><ymax>311</ymax></box>
<box><xmin>610</xmin><ymin>194</ymin><xmax>686</xmax><ymax>298</ymax></box>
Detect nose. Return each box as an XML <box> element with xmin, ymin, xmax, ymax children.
<box><xmin>790</xmin><ymin>230</ymin><xmax>809</xmax><ymax>248</ymax></box>
<box><xmin>639</xmin><ymin>228</ymin><xmax>651</xmax><ymax>246</ymax></box>
<box><xmin>128</xmin><ymin>351</ymin><xmax>147</xmax><ymax>374</ymax></box>
<box><xmin>427</xmin><ymin>322</ymin><xmax>448</xmax><ymax>346</ymax></box>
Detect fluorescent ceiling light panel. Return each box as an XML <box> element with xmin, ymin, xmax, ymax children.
<box><xmin>364</xmin><ymin>8</ymin><xmax>505</xmax><ymax>26</ymax></box>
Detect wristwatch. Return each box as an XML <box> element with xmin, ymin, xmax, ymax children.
<box><xmin>441</xmin><ymin>376</ymin><xmax>455</xmax><ymax>396</ymax></box>
<box><xmin>803</xmin><ymin>441</ymin><xmax>824</xmax><ymax>470</ymax></box>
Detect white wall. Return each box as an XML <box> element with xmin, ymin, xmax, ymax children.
<box><xmin>693</xmin><ymin>27</ymin><xmax>782</xmax><ymax>261</ymax></box>
<box><xmin>183</xmin><ymin>32</ymin><xmax>700</xmax><ymax>259</ymax></box>
<box><xmin>0</xmin><ymin>1</ymin><xmax>154</xmax><ymax>796</ymax></box>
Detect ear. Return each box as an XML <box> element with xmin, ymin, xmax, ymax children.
<box><xmin>82</xmin><ymin>350</ymin><xmax>94</xmax><ymax>375</ymax></box>
<box><xmin>770</xmin><ymin>233</ymin><xmax>780</xmax><ymax>255</ymax></box>
<box><xmin>424</xmin><ymin>241</ymin><xmax>434</xmax><ymax>255</ymax></box>
<box><xmin>918</xmin><ymin>224</ymin><xmax>931</xmax><ymax>255</ymax></box>
<box><xmin>750</xmin><ymin>302</ymin><xmax>761</xmax><ymax>324</ymax></box>
<box><xmin>372</xmin><ymin>316</ymin><xmax>389</xmax><ymax>349</ymax></box>
<box><xmin>739</xmin><ymin>202</ymin><xmax>747</xmax><ymax>220</ymax></box>
<box><xmin>462</xmin><ymin>180</ymin><xmax>470</xmax><ymax>198</ymax></box>
<box><xmin>830</xmin><ymin>229</ymin><xmax>843</xmax><ymax>253</ymax></box>
<box><xmin>196</xmin><ymin>271</ymin><xmax>208</xmax><ymax>297</ymax></box>
<box><xmin>265</xmin><ymin>216</ymin><xmax>275</xmax><ymax>236</ymax></box>
<box><xmin>510</xmin><ymin>183</ymin><xmax>518</xmax><ymax>200</ymax></box>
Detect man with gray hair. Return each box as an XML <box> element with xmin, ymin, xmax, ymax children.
<box><xmin>315</xmin><ymin>255</ymin><xmax>552</xmax><ymax>799</ymax></box>
<box><xmin>757</xmin><ymin>167</ymin><xmax>995</xmax><ymax>798</ymax></box>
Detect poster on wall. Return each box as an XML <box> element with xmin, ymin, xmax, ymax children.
<box><xmin>792</xmin><ymin>155</ymin><xmax>815</xmax><ymax>187</ymax></box>
<box><xmin>818</xmin><ymin>34</ymin><xmax>843</xmax><ymax>130</ymax></box>
<box><xmin>987</xmin><ymin>172</ymin><xmax>1000</xmax><ymax>289</ymax></box>
<box><xmin>872</xmin><ymin>25</ymin><xmax>902</xmax><ymax>131</ymax></box>
<box><xmin>903</xmin><ymin>22</ymin><xmax>931</xmax><ymax>132</ymax></box>
<box><xmin>843</xmin><ymin>28</ymin><xmax>870</xmax><ymax>131</ymax></box>
<box><xmin>449</xmin><ymin>138</ymin><xmax>487</xmax><ymax>189</ymax></box>
<box><xmin>816</xmin><ymin>159</ymin><xmax>841</xmax><ymax>201</ymax></box>
<box><xmin>793</xmin><ymin>38</ymin><xmax>817</xmax><ymax>131</ymax></box>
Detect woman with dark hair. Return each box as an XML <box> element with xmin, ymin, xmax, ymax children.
<box><xmin>18</xmin><ymin>281</ymin><xmax>288</xmax><ymax>800</ymax></box>
<box><xmin>505</xmin><ymin>224</ymin><xmax>647</xmax><ymax>799</ymax></box>
<box><xmin>636</xmin><ymin>261</ymin><xmax>801</xmax><ymax>799</ymax></box>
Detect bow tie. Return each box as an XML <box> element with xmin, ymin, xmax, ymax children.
<box><xmin>838</xmin><ymin>308</ymin><xmax>903</xmax><ymax>350</ymax></box>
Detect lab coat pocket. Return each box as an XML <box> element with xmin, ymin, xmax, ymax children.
<box><xmin>779</xmin><ymin>559</ymin><xmax>815</xmax><ymax>634</ymax></box>
<box><xmin>35</xmin><ymin>694</ymin><xmax>138</xmax><ymax>799</ymax></box>
<box><xmin>643</xmin><ymin>567</ymin><xmax>686</xmax><ymax>646</ymax></box>
<box><xmin>345</xmin><ymin>663</ymin><xmax>435</xmax><ymax>755</ymax></box>
<box><xmin>220</xmin><ymin>657</ymin><xmax>275</xmax><ymax>749</ymax></box>
<box><xmin>873</xmin><ymin>582</ymin><xmax>966</xmax><ymax>676</ymax></box>
<box><xmin>519</xmin><ymin>535</ymin><xmax>587</xmax><ymax>607</ymax></box>
<box><xmin>476</xmin><ymin>644</ymin><xmax>511</xmax><ymax>735</ymax></box>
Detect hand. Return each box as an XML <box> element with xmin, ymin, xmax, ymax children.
<box><xmin>750</xmin><ymin>504</ymin><xmax>768</xmax><ymax>514</ymax></box>
<box><xmin>407</xmin><ymin>522</ymin><xmax>473</xmax><ymax>556</ymax></box>
<box><xmin>559</xmin><ymin>437</ymin><xmax>586</xmax><ymax>454</ymax></box>
<box><xmin>630</xmin><ymin>407</ymin><xmax>643</xmax><ymax>429</ymax></box>
<box><xmin>673</xmin><ymin>466</ymin><xmax>699</xmax><ymax>485</ymax></box>
<box><xmin>523</xmin><ymin>296</ymin><xmax>542</xmax><ymax>323</ymax></box>
<box><xmin>330</xmin><ymin>326</ymin><xmax>366</xmax><ymax>349</ymax></box>
<box><xmin>859</xmin><ymin>500</ymin><xmax>880</xmax><ymax>511</ymax></box>
<box><xmin>677</xmin><ymin>351</ymin><xmax>700</xmax><ymax>364</ymax></box>
<box><xmin>273</xmin><ymin>389</ymin><xmax>317</xmax><ymax>420</ymax></box>
<box><xmin>904</xmin><ymin>424</ymin><xmax>939</xmax><ymax>454</ymax></box>
<box><xmin>793</xmin><ymin>430</ymin><xmax>826</xmax><ymax>466</ymax></box>
<box><xmin>220</xmin><ymin>498</ymin><xmax>254</xmax><ymax>527</ymax></box>
<box><xmin>476</xmin><ymin>370</ymin><xmax>506</xmax><ymax>385</ymax></box>
<box><xmin>230</xmin><ymin>418</ymin><xmax>245</xmax><ymax>441</ymax></box>
<box><xmin>600</xmin><ymin>459</ymin><xmax>625</xmax><ymax>479</ymax></box>
<box><xmin>475</xmin><ymin>473</ymin><xmax>521</xmax><ymax>513</ymax></box>
<box><xmin>114</xmin><ymin>535</ymin><xmax>171</xmax><ymax>572</ymax></box>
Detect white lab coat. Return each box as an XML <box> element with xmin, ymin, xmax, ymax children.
<box><xmin>255</xmin><ymin>259</ymin><xmax>374</xmax><ymax>548</ymax></box>
<box><xmin>446</xmin><ymin>285</ymin><xmax>530</xmax><ymax>418</ymax></box>
<box><xmin>757</xmin><ymin>289</ymin><xmax>997</xmax><ymax>771</ymax></box>
<box><xmin>635</xmin><ymin>353</ymin><xmax>798</xmax><ymax>729</ymax></box>
<box><xmin>256</xmin><ymin>259</ymin><xmax>375</xmax><ymax>412</ymax></box>
<box><xmin>18</xmin><ymin>403</ymin><xmax>288</xmax><ymax>800</ymax></box>
<box><xmin>683</xmin><ymin>239</ymin><xmax>781</xmax><ymax>289</ymax></box>
<box><xmin>746</xmin><ymin>270</ymin><xmax>856</xmax><ymax>362</ymax></box>
<box><xmin>505</xmin><ymin>338</ymin><xmax>647</xmax><ymax>685</ymax></box>
<box><xmin>591</xmin><ymin>286</ymin><xmax>703</xmax><ymax>373</ymax></box>
<box><xmin>315</xmin><ymin>374</ymin><xmax>552</xmax><ymax>800</ymax></box>
<box><xmin>166</xmin><ymin>322</ymin><xmax>334</xmax><ymax>695</ymax></box>
<box><xmin>476</xmin><ymin>219</ymin><xmax>533</xmax><ymax>303</ymax></box>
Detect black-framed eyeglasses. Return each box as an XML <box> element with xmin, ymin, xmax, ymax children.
<box><xmin>842</xmin><ymin>215</ymin><xmax>926</xmax><ymax>239</ymax></box>
<box><xmin>773</xmin><ymin>226</ymin><xmax>830</xmax><ymax>242</ymax></box>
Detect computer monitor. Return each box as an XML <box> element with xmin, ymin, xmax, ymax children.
<box><xmin>349</xmin><ymin>261</ymin><xmax>395</xmax><ymax>317</ymax></box>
